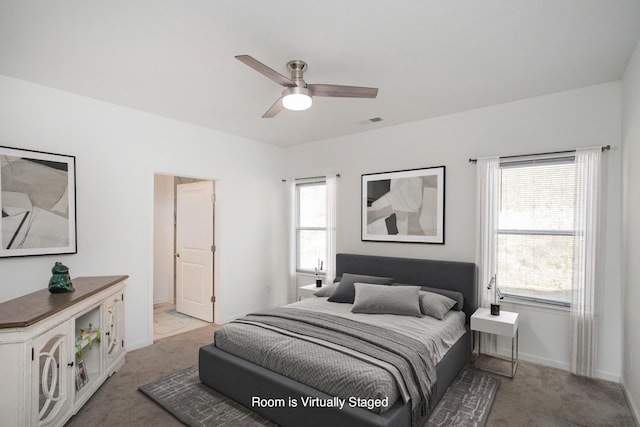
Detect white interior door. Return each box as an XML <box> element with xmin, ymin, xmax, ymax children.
<box><xmin>176</xmin><ymin>181</ymin><xmax>214</xmax><ymax>322</ymax></box>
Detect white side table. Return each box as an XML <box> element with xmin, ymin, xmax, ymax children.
<box><xmin>298</xmin><ymin>283</ymin><xmax>326</xmax><ymax>300</ymax></box>
<box><xmin>471</xmin><ymin>307</ymin><xmax>519</xmax><ymax>378</ymax></box>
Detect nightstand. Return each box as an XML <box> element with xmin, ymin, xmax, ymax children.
<box><xmin>298</xmin><ymin>283</ymin><xmax>326</xmax><ymax>300</ymax></box>
<box><xmin>471</xmin><ymin>307</ymin><xmax>519</xmax><ymax>378</ymax></box>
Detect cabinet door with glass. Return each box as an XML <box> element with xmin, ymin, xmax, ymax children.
<box><xmin>73</xmin><ymin>304</ymin><xmax>104</xmax><ymax>405</ymax></box>
<box><xmin>31</xmin><ymin>322</ymin><xmax>73</xmax><ymax>427</ymax></box>
<box><xmin>105</xmin><ymin>292</ymin><xmax>125</xmax><ymax>370</ymax></box>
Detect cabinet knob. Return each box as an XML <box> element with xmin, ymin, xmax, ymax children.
<box><xmin>67</xmin><ymin>361</ymin><xmax>74</xmax><ymax>367</ymax></box>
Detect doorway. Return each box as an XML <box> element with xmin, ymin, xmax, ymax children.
<box><xmin>153</xmin><ymin>174</ymin><xmax>216</xmax><ymax>341</ymax></box>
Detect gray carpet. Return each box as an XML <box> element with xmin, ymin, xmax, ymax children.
<box><xmin>139</xmin><ymin>367</ymin><xmax>499</xmax><ymax>427</ymax></box>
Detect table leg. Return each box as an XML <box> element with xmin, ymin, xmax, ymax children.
<box><xmin>511</xmin><ymin>329</ymin><xmax>519</xmax><ymax>377</ymax></box>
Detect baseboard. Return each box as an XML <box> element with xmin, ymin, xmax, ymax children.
<box><xmin>493</xmin><ymin>343</ymin><xmax>568</xmax><ymax>369</ymax></box>
<box><xmin>621</xmin><ymin>378</ymin><xmax>640</xmax><ymax>425</ymax></box>
<box><xmin>494</xmin><ymin>347</ymin><xmax>620</xmax><ymax>382</ymax></box>
<box><xmin>126</xmin><ymin>338</ymin><xmax>153</xmax><ymax>352</ymax></box>
<box><xmin>594</xmin><ymin>369</ymin><xmax>621</xmax><ymax>383</ymax></box>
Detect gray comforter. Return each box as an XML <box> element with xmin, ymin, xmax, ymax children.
<box><xmin>215</xmin><ymin>303</ymin><xmax>465</xmax><ymax>426</ymax></box>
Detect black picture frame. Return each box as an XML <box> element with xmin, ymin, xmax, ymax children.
<box><xmin>0</xmin><ymin>145</ymin><xmax>77</xmax><ymax>257</ymax></box>
<box><xmin>362</xmin><ymin>166</ymin><xmax>445</xmax><ymax>244</ymax></box>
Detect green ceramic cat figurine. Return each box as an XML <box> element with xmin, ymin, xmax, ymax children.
<box><xmin>48</xmin><ymin>262</ymin><xmax>74</xmax><ymax>293</ymax></box>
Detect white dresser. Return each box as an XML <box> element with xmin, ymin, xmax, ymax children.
<box><xmin>0</xmin><ymin>275</ymin><xmax>127</xmax><ymax>426</ymax></box>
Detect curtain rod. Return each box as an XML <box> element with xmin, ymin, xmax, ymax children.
<box><xmin>468</xmin><ymin>145</ymin><xmax>610</xmax><ymax>163</ymax></box>
<box><xmin>282</xmin><ymin>174</ymin><xmax>340</xmax><ymax>183</ymax></box>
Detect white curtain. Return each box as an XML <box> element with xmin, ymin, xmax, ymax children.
<box><xmin>285</xmin><ymin>179</ymin><xmax>297</xmax><ymax>303</ymax></box>
<box><xmin>325</xmin><ymin>174</ymin><xmax>338</xmax><ymax>283</ymax></box>
<box><xmin>475</xmin><ymin>157</ymin><xmax>500</xmax><ymax>354</ymax></box>
<box><xmin>570</xmin><ymin>147</ymin><xmax>601</xmax><ymax>377</ymax></box>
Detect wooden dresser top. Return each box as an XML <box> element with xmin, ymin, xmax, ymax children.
<box><xmin>0</xmin><ymin>275</ymin><xmax>128</xmax><ymax>329</ymax></box>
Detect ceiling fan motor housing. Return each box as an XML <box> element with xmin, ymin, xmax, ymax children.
<box><xmin>287</xmin><ymin>60</ymin><xmax>308</xmax><ymax>87</ymax></box>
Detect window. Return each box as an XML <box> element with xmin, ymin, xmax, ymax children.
<box><xmin>496</xmin><ymin>157</ymin><xmax>576</xmax><ymax>305</ymax></box>
<box><xmin>296</xmin><ymin>180</ymin><xmax>327</xmax><ymax>274</ymax></box>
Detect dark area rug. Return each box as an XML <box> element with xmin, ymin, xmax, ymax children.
<box><xmin>425</xmin><ymin>369</ymin><xmax>500</xmax><ymax>427</ymax></box>
<box><xmin>139</xmin><ymin>366</ymin><xmax>276</xmax><ymax>427</ymax></box>
<box><xmin>139</xmin><ymin>366</ymin><xmax>499</xmax><ymax>427</ymax></box>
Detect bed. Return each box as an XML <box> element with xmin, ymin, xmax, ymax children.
<box><xmin>199</xmin><ymin>253</ymin><xmax>477</xmax><ymax>427</ymax></box>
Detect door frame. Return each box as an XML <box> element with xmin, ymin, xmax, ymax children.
<box><xmin>150</xmin><ymin>171</ymin><xmax>220</xmax><ymax>338</ymax></box>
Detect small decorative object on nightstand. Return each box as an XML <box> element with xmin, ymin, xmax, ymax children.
<box><xmin>486</xmin><ymin>275</ymin><xmax>503</xmax><ymax>315</ymax></box>
<box><xmin>471</xmin><ymin>307</ymin><xmax>519</xmax><ymax>378</ymax></box>
<box><xmin>315</xmin><ymin>258</ymin><xmax>324</xmax><ymax>287</ymax></box>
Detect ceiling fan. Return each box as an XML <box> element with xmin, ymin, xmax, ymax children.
<box><xmin>235</xmin><ymin>55</ymin><xmax>379</xmax><ymax>118</ymax></box>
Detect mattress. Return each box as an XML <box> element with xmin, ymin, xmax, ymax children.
<box><xmin>214</xmin><ymin>297</ymin><xmax>465</xmax><ymax>416</ymax></box>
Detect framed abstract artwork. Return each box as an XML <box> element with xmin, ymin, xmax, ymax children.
<box><xmin>1</xmin><ymin>146</ymin><xmax>77</xmax><ymax>257</ymax></box>
<box><xmin>362</xmin><ymin>166</ymin><xmax>445</xmax><ymax>244</ymax></box>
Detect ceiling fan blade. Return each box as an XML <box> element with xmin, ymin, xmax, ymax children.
<box><xmin>235</xmin><ymin>55</ymin><xmax>295</xmax><ymax>87</ymax></box>
<box><xmin>262</xmin><ymin>97</ymin><xmax>284</xmax><ymax>118</ymax></box>
<box><xmin>308</xmin><ymin>84</ymin><xmax>378</xmax><ymax>98</ymax></box>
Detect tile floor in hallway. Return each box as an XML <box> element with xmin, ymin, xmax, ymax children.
<box><xmin>153</xmin><ymin>303</ymin><xmax>210</xmax><ymax>341</ymax></box>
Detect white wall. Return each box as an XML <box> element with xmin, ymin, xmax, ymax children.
<box><xmin>0</xmin><ymin>75</ymin><xmax>288</xmax><ymax>350</ymax></box>
<box><xmin>622</xmin><ymin>38</ymin><xmax>640</xmax><ymax>420</ymax></box>
<box><xmin>153</xmin><ymin>173</ymin><xmax>174</xmax><ymax>305</ymax></box>
<box><xmin>285</xmin><ymin>82</ymin><xmax>623</xmax><ymax>380</ymax></box>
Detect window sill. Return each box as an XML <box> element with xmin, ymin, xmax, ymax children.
<box><xmin>500</xmin><ymin>297</ymin><xmax>570</xmax><ymax>313</ymax></box>
<box><xmin>296</xmin><ymin>272</ymin><xmax>327</xmax><ymax>278</ymax></box>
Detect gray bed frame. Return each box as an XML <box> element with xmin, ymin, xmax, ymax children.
<box><xmin>199</xmin><ymin>253</ymin><xmax>477</xmax><ymax>427</ymax></box>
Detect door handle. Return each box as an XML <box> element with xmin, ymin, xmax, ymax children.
<box><xmin>175</xmin><ymin>253</ymin><xmax>180</xmax><ymax>258</ymax></box>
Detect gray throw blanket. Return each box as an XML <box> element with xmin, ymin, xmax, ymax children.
<box><xmin>238</xmin><ymin>307</ymin><xmax>436</xmax><ymax>427</ymax></box>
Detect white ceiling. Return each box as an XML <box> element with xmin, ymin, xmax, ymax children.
<box><xmin>1</xmin><ymin>1</ymin><xmax>639</xmax><ymax>147</ymax></box>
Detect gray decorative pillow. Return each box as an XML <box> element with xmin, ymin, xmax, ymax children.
<box><xmin>421</xmin><ymin>286</ymin><xmax>464</xmax><ymax>311</ymax></box>
<box><xmin>392</xmin><ymin>283</ymin><xmax>464</xmax><ymax>311</ymax></box>
<box><xmin>352</xmin><ymin>283</ymin><xmax>422</xmax><ymax>317</ymax></box>
<box><xmin>419</xmin><ymin>291</ymin><xmax>456</xmax><ymax>320</ymax></box>
<box><xmin>314</xmin><ymin>282</ymin><xmax>338</xmax><ymax>297</ymax></box>
<box><xmin>327</xmin><ymin>273</ymin><xmax>394</xmax><ymax>303</ymax></box>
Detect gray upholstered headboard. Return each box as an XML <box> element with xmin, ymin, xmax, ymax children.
<box><xmin>335</xmin><ymin>253</ymin><xmax>477</xmax><ymax>322</ymax></box>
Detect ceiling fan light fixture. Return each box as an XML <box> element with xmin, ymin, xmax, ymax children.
<box><xmin>282</xmin><ymin>87</ymin><xmax>312</xmax><ymax>111</ymax></box>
